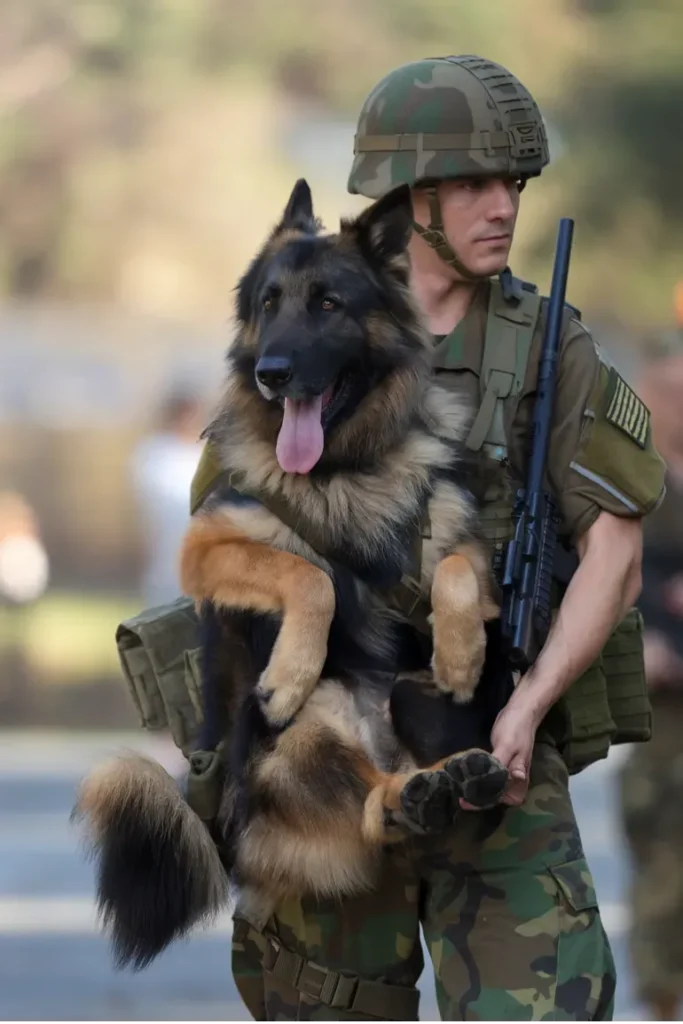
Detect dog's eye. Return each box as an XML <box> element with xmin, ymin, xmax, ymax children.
<box><xmin>321</xmin><ymin>297</ymin><xmax>337</xmax><ymax>312</ymax></box>
<box><xmin>263</xmin><ymin>297</ymin><xmax>273</xmax><ymax>312</ymax></box>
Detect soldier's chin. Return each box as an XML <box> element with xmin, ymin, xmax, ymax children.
<box><xmin>468</xmin><ymin>249</ymin><xmax>510</xmax><ymax>280</ymax></box>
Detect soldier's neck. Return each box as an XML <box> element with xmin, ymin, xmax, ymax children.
<box><xmin>410</xmin><ymin>267</ymin><xmax>478</xmax><ymax>336</ymax></box>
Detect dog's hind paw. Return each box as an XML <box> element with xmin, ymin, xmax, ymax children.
<box><xmin>398</xmin><ymin>770</ymin><xmax>457</xmax><ymax>834</ymax></box>
<box><xmin>399</xmin><ymin>749</ymin><xmax>508</xmax><ymax>834</ymax></box>
<box><xmin>444</xmin><ymin>749</ymin><xmax>509</xmax><ymax>810</ymax></box>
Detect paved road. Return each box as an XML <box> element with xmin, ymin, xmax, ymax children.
<box><xmin>0</xmin><ymin>732</ymin><xmax>642</xmax><ymax>1021</ymax></box>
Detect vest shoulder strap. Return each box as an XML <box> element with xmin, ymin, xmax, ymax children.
<box><xmin>190</xmin><ymin>440</ymin><xmax>226</xmax><ymax>515</ymax></box>
<box><xmin>465</xmin><ymin>275</ymin><xmax>543</xmax><ymax>457</ymax></box>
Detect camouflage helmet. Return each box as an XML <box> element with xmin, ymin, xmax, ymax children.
<box><xmin>347</xmin><ymin>55</ymin><xmax>550</xmax><ymax>278</ymax></box>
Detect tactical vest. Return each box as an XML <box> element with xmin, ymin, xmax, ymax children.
<box><xmin>440</xmin><ymin>274</ymin><xmax>651</xmax><ymax>773</ymax></box>
<box><xmin>114</xmin><ymin>274</ymin><xmax>651</xmax><ymax>777</ymax></box>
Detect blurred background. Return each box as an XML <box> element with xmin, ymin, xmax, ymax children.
<box><xmin>1</xmin><ymin>0</ymin><xmax>683</xmax><ymax>1019</ymax></box>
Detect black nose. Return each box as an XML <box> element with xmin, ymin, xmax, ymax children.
<box><xmin>255</xmin><ymin>356</ymin><xmax>293</xmax><ymax>390</ymax></box>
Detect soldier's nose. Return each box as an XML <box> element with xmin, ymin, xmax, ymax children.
<box><xmin>255</xmin><ymin>356</ymin><xmax>293</xmax><ymax>390</ymax></box>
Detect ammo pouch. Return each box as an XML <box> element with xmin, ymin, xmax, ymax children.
<box><xmin>115</xmin><ymin>597</ymin><xmax>204</xmax><ymax>759</ymax></box>
<box><xmin>541</xmin><ymin>606</ymin><xmax>651</xmax><ymax>774</ymax></box>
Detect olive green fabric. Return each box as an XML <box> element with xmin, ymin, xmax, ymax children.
<box><xmin>432</xmin><ymin>281</ymin><xmax>666</xmax><ymax>544</ymax></box>
<box><xmin>347</xmin><ymin>56</ymin><xmax>550</xmax><ymax>200</ymax></box>
<box><xmin>115</xmin><ymin>597</ymin><xmax>203</xmax><ymax>758</ymax></box>
<box><xmin>191</xmin><ymin>442</ymin><xmax>226</xmax><ymax>516</ymax></box>
<box><xmin>571</xmin><ymin>361</ymin><xmax>664</xmax><ymax>526</ymax></box>
<box><xmin>232</xmin><ymin>743</ymin><xmax>616</xmax><ymax>1021</ymax></box>
<box><xmin>185</xmin><ymin>748</ymin><xmax>225</xmax><ymax>824</ymax></box>
<box><xmin>464</xmin><ymin>278</ymin><xmax>542</xmax><ymax>458</ymax></box>
<box><xmin>602</xmin><ymin>608</ymin><xmax>651</xmax><ymax>744</ymax></box>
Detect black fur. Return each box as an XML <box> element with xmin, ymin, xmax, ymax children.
<box><xmin>390</xmin><ymin>621</ymin><xmax>514</xmax><ymax>767</ymax></box>
<box><xmin>87</xmin><ymin>794</ymin><xmax>220</xmax><ymax>971</ymax></box>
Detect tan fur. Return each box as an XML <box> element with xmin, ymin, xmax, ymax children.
<box><xmin>230</xmin><ymin>676</ymin><xmax>490</xmax><ymax>904</ymax></box>
<box><xmin>431</xmin><ymin>552</ymin><xmax>489</xmax><ymax>702</ymax></box>
<box><xmin>213</xmin><ymin>370</ymin><xmax>462</xmax><ymax>562</ymax></box>
<box><xmin>180</xmin><ymin>513</ymin><xmax>335</xmax><ymax>724</ymax></box>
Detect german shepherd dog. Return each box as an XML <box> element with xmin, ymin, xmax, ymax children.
<box><xmin>74</xmin><ymin>180</ymin><xmax>514</xmax><ymax>970</ymax></box>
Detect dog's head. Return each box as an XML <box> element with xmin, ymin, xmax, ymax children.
<box><xmin>229</xmin><ymin>179</ymin><xmax>430</xmax><ymax>474</ymax></box>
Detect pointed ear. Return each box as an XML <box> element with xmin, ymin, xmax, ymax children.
<box><xmin>346</xmin><ymin>185</ymin><xmax>414</xmax><ymax>265</ymax></box>
<box><xmin>276</xmin><ymin>178</ymin><xmax>315</xmax><ymax>234</ymax></box>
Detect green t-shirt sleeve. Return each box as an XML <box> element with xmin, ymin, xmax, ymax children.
<box><xmin>546</xmin><ymin>320</ymin><xmax>666</xmax><ymax>541</ymax></box>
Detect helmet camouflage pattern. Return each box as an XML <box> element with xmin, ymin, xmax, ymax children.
<box><xmin>347</xmin><ymin>55</ymin><xmax>550</xmax><ymax>200</ymax></box>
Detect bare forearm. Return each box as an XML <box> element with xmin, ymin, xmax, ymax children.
<box><xmin>512</xmin><ymin>514</ymin><xmax>643</xmax><ymax>724</ymax></box>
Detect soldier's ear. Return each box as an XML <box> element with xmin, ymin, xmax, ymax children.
<box><xmin>344</xmin><ymin>185</ymin><xmax>414</xmax><ymax>266</ymax></box>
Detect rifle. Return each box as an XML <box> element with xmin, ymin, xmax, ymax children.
<box><xmin>500</xmin><ymin>218</ymin><xmax>575</xmax><ymax>671</ymax></box>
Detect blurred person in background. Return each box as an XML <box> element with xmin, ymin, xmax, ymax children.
<box><xmin>130</xmin><ymin>388</ymin><xmax>205</xmax><ymax>608</ymax></box>
<box><xmin>0</xmin><ymin>491</ymin><xmax>50</xmax><ymax>720</ymax></box>
<box><xmin>619</xmin><ymin>296</ymin><xmax>683</xmax><ymax>1022</ymax></box>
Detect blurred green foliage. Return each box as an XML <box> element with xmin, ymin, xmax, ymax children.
<box><xmin>0</xmin><ymin>0</ymin><xmax>681</xmax><ymax>329</ymax></box>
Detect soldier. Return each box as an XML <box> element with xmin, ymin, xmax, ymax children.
<box><xmin>190</xmin><ymin>56</ymin><xmax>666</xmax><ymax>1019</ymax></box>
<box><xmin>618</xmin><ymin>333</ymin><xmax>683</xmax><ymax>1022</ymax></box>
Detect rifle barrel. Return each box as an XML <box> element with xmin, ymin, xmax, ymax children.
<box><xmin>500</xmin><ymin>217</ymin><xmax>575</xmax><ymax>670</ymax></box>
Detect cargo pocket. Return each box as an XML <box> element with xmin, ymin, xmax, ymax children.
<box><xmin>548</xmin><ymin>858</ymin><xmax>616</xmax><ymax>1021</ymax></box>
<box><xmin>544</xmin><ymin>659</ymin><xmax>616</xmax><ymax>777</ymax></box>
<box><xmin>603</xmin><ymin>607</ymin><xmax>652</xmax><ymax>745</ymax></box>
<box><xmin>115</xmin><ymin>597</ymin><xmax>202</xmax><ymax>757</ymax></box>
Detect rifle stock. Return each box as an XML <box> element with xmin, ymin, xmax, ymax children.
<box><xmin>500</xmin><ymin>218</ymin><xmax>575</xmax><ymax>671</ymax></box>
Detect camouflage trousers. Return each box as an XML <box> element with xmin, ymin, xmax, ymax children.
<box><xmin>618</xmin><ymin>692</ymin><xmax>683</xmax><ymax>1005</ymax></box>
<box><xmin>231</xmin><ymin>741</ymin><xmax>616</xmax><ymax>1021</ymax></box>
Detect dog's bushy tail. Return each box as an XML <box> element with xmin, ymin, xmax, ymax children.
<box><xmin>72</xmin><ymin>753</ymin><xmax>228</xmax><ymax>970</ymax></box>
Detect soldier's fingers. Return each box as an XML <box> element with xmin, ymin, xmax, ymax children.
<box><xmin>500</xmin><ymin>776</ymin><xmax>528</xmax><ymax>806</ymax></box>
<box><xmin>509</xmin><ymin>758</ymin><xmax>527</xmax><ymax>781</ymax></box>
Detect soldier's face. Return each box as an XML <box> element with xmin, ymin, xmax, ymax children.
<box><xmin>415</xmin><ymin>177</ymin><xmax>520</xmax><ymax>278</ymax></box>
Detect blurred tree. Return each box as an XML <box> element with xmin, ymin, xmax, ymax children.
<box><xmin>526</xmin><ymin>0</ymin><xmax>683</xmax><ymax>325</ymax></box>
<box><xmin>0</xmin><ymin>0</ymin><xmax>678</xmax><ymax>334</ymax></box>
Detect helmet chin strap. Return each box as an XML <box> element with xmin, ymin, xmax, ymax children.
<box><xmin>411</xmin><ymin>186</ymin><xmax>492</xmax><ymax>282</ymax></box>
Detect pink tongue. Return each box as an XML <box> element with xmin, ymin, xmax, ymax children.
<box><xmin>276</xmin><ymin>395</ymin><xmax>325</xmax><ymax>474</ymax></box>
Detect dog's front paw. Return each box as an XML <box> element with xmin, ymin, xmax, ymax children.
<box><xmin>431</xmin><ymin>618</ymin><xmax>486</xmax><ymax>703</ymax></box>
<box><xmin>255</xmin><ymin>663</ymin><xmax>319</xmax><ymax>726</ymax></box>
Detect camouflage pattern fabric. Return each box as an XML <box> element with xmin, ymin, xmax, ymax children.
<box><xmin>232</xmin><ymin>742</ymin><xmax>616</xmax><ymax>1020</ymax></box>
<box><xmin>619</xmin><ymin>691</ymin><xmax>683</xmax><ymax>1004</ymax></box>
<box><xmin>347</xmin><ymin>56</ymin><xmax>550</xmax><ymax>201</ymax></box>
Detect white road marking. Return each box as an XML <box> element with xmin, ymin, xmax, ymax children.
<box><xmin>0</xmin><ymin>896</ymin><xmax>234</xmax><ymax>936</ymax></box>
<box><xmin>0</xmin><ymin>895</ymin><xmax>629</xmax><ymax>939</ymax></box>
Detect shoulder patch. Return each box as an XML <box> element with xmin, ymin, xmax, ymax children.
<box><xmin>604</xmin><ymin>368</ymin><xmax>650</xmax><ymax>449</ymax></box>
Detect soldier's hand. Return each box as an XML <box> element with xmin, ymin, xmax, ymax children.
<box><xmin>459</xmin><ymin>696</ymin><xmax>538</xmax><ymax>810</ymax></box>
<box><xmin>488</xmin><ymin>700</ymin><xmax>536</xmax><ymax>806</ymax></box>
